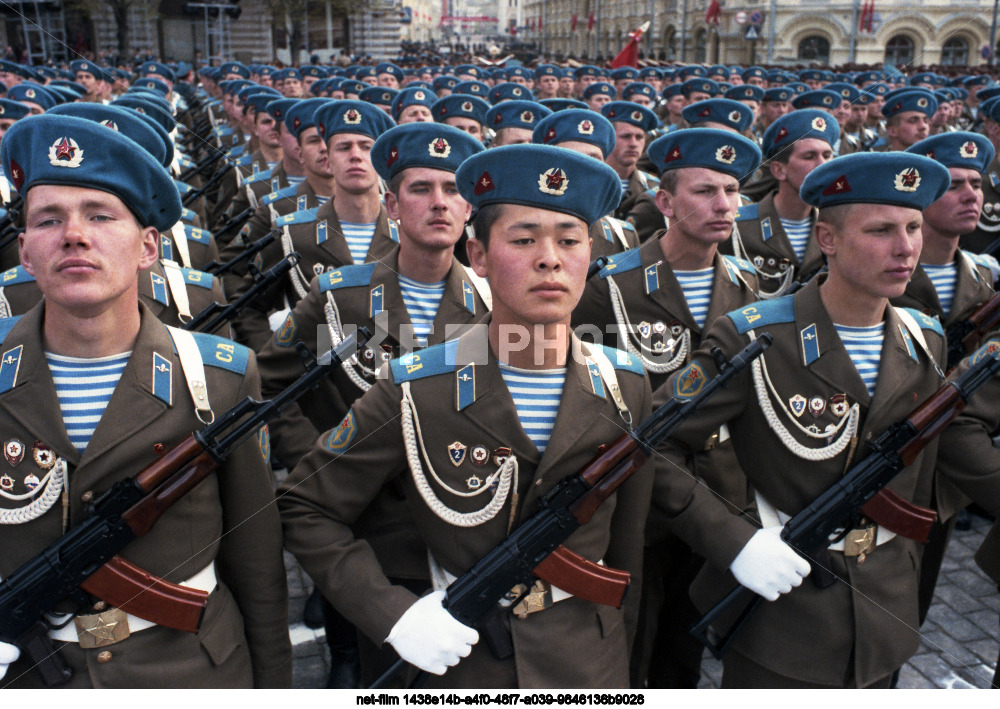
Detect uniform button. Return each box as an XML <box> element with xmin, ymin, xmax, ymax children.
<box><xmin>81</xmin><ymin>491</ymin><xmax>94</xmax><ymax>503</ymax></box>
<box><xmin>92</xmin><ymin>601</ymin><xmax>107</xmax><ymax>612</ymax></box>
<box><xmin>96</xmin><ymin>651</ymin><xmax>112</xmax><ymax>664</ymax></box>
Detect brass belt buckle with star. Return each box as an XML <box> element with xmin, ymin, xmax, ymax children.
<box><xmin>74</xmin><ymin>603</ymin><xmax>130</xmax><ymax>649</ymax></box>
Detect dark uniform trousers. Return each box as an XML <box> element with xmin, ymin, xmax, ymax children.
<box><xmin>278</xmin><ymin>326</ymin><xmax>655</xmax><ymax>688</ymax></box>
<box><xmin>1</xmin><ymin>304</ymin><xmax>290</xmax><ymax>688</ymax></box>
<box><xmin>573</xmin><ymin>238</ymin><xmax>758</xmax><ymax>686</ymax></box>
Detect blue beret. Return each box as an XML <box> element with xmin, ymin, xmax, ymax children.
<box><xmin>611</xmin><ymin>68</ymin><xmax>639</xmax><ymax>81</ymax></box>
<box><xmin>392</xmin><ymin>86</ymin><xmax>436</xmax><ymax>120</ymax></box>
<box><xmin>0</xmin><ymin>99</ymin><xmax>29</xmax><ymax>121</ymax></box>
<box><xmin>741</xmin><ymin>66</ymin><xmax>766</xmax><ymax>81</ymax></box>
<box><xmin>539</xmin><ymin>98</ymin><xmax>588</xmax><ymax>112</ymax></box>
<box><xmin>825</xmin><ymin>82</ymin><xmax>861</xmax><ymax>103</ymax></box>
<box><xmin>964</xmin><ymin>75</ymin><xmax>990</xmax><ymax>89</ymax></box>
<box><xmin>708</xmin><ymin>65</ymin><xmax>731</xmax><ymax>79</ymax></box>
<box><xmin>453</xmin><ymin>80</ymin><xmax>489</xmax><ymax>98</ymax></box>
<box><xmin>906</xmin><ymin>132</ymin><xmax>995</xmax><ymax>174</ymax></box>
<box><xmin>786</xmin><ymin>82</ymin><xmax>809</xmax><ymax>95</ymax></box>
<box><xmin>300</xmin><ymin>65</ymin><xmax>329</xmax><ymax>79</ymax></box>
<box><xmin>237</xmin><ymin>84</ymin><xmax>272</xmax><ymax>104</ymax></box>
<box><xmin>976</xmin><ymin>86</ymin><xmax>1000</xmax><ymax>103</ymax></box>
<box><xmin>909</xmin><ymin>72</ymin><xmax>940</xmax><ymax>87</ymax></box>
<box><xmin>244</xmin><ymin>90</ymin><xmax>282</xmax><ymax>115</ymax></box>
<box><xmin>454</xmin><ymin>65</ymin><xmax>482</xmax><ymax>78</ymax></box>
<box><xmin>800</xmin><ymin>152</ymin><xmax>950</xmax><ymax>210</ymax></box>
<box><xmin>372</xmin><ymin>122</ymin><xmax>484</xmax><ymax>181</ymax></box>
<box><xmin>791</xmin><ymin>89</ymin><xmax>840</xmax><ymax>110</ymax></box>
<box><xmin>432</xmin><ymin>75</ymin><xmax>459</xmax><ymax>91</ymax></box>
<box><xmin>662</xmin><ymin>84</ymin><xmax>684</xmax><ymax>99</ymax></box>
<box><xmin>724</xmin><ymin>85</ymin><xmax>764</xmax><ymax>103</ymax></box>
<box><xmin>34</xmin><ymin>66</ymin><xmax>57</xmax><ymax>81</ymax></box>
<box><xmin>681</xmin><ymin>77</ymin><xmax>718</xmax><ymax>97</ymax></box>
<box><xmin>9</xmin><ymin>83</ymin><xmax>57</xmax><ymax>110</ymax></box>
<box><xmin>49</xmin><ymin>80</ymin><xmax>86</xmax><ymax>97</ymax></box>
<box><xmin>278</xmin><ymin>68</ymin><xmax>303</xmax><ymax>82</ymax></box>
<box><xmin>48</xmin><ymin>103</ymin><xmax>173</xmax><ymax>168</ymax></box>
<box><xmin>532</xmin><ymin>109</ymin><xmax>615</xmax><ymax>158</ymax></box>
<box><xmin>761</xmin><ymin>108</ymin><xmax>840</xmax><ymax>159</ymax></box>
<box><xmin>881</xmin><ymin>89</ymin><xmax>937</xmax><ymax>118</ymax></box>
<box><xmin>639</xmin><ymin>67</ymin><xmax>662</xmax><ymax>80</ymax></box>
<box><xmin>622</xmin><ymin>82</ymin><xmax>655</xmax><ymax>100</ymax></box>
<box><xmin>864</xmin><ymin>83</ymin><xmax>889</xmax><ymax>98</ymax></box>
<box><xmin>486</xmin><ymin>100</ymin><xmax>551</xmax><ymax>131</ymax></box>
<box><xmin>140</xmin><ymin>62</ymin><xmax>176</xmax><ymax>83</ymax></box>
<box><xmin>763</xmin><ymin>87</ymin><xmax>793</xmax><ymax>102</ymax></box>
<box><xmin>265</xmin><ymin>98</ymin><xmax>298</xmax><ymax>124</ymax></box>
<box><xmin>854</xmin><ymin>71</ymin><xmax>883</xmax><ymax>86</ymax></box>
<box><xmin>647</xmin><ymin>128</ymin><xmax>762</xmax><ymax>183</ymax></box>
<box><xmin>489</xmin><ymin>82</ymin><xmax>532</xmax><ymax>104</ymax></box>
<box><xmin>536</xmin><ymin>64</ymin><xmax>561</xmax><ymax>78</ymax></box>
<box><xmin>981</xmin><ymin>97</ymin><xmax>1000</xmax><ymax>122</ymax></box>
<box><xmin>456</xmin><ymin>144</ymin><xmax>621</xmax><ymax>226</ymax></box>
<box><xmin>220</xmin><ymin>79</ymin><xmax>251</xmax><ymax>96</ymax></box>
<box><xmin>601</xmin><ymin>101</ymin><xmax>657</xmax><ymax>132</ymax></box>
<box><xmin>341</xmin><ymin>80</ymin><xmax>367</xmax><ymax>96</ymax></box>
<box><xmin>2</xmin><ymin>114</ymin><xmax>180</xmax><ymax>231</ymax></box>
<box><xmin>284</xmin><ymin>98</ymin><xmax>331</xmax><ymax>137</ymax></box>
<box><xmin>574</xmin><ymin>65</ymin><xmax>602</xmax><ymax>79</ymax></box>
<box><xmin>218</xmin><ymin>62</ymin><xmax>250</xmax><ymax>79</ymax></box>
<box><xmin>315</xmin><ymin>99</ymin><xmax>395</xmax><ymax>141</ymax></box>
<box><xmin>682</xmin><ymin>99</ymin><xmax>754</xmax><ymax>133</ymax></box>
<box><xmin>797</xmin><ymin>69</ymin><xmax>827</xmax><ymax>83</ymax></box>
<box><xmin>112</xmin><ymin>94</ymin><xmax>175</xmax><ymax>133</ymax></box>
<box><xmin>70</xmin><ymin>59</ymin><xmax>110</xmax><ymax>83</ymax></box>
<box><xmin>506</xmin><ymin>66</ymin><xmax>534</xmax><ymax>80</ymax></box>
<box><xmin>432</xmin><ymin>95</ymin><xmax>489</xmax><ymax>126</ymax></box>
<box><xmin>376</xmin><ymin>63</ymin><xmax>403</xmax><ymax>81</ymax></box>
<box><xmin>583</xmin><ymin>82</ymin><xmax>615</xmax><ymax>100</ymax></box>
<box><xmin>257</xmin><ymin>65</ymin><xmax>278</xmax><ymax>77</ymax></box>
<box><xmin>676</xmin><ymin>65</ymin><xmax>708</xmax><ymax>81</ymax></box>
<box><xmin>360</xmin><ymin>86</ymin><xmax>398</xmax><ymax>106</ymax></box>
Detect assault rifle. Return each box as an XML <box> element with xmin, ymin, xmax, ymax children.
<box><xmin>690</xmin><ymin>341</ymin><xmax>1000</xmax><ymax>659</ymax></box>
<box><xmin>181</xmin><ymin>161</ymin><xmax>234</xmax><ymax>207</ymax></box>
<box><xmin>211</xmin><ymin>206</ymin><xmax>257</xmax><ymax>247</ymax></box>
<box><xmin>946</xmin><ymin>292</ymin><xmax>1000</xmax><ymax>371</ymax></box>
<box><xmin>371</xmin><ymin>334</ymin><xmax>773</xmax><ymax>688</ymax></box>
<box><xmin>184</xmin><ymin>251</ymin><xmax>298</xmax><ymax>334</ymax></box>
<box><xmin>203</xmin><ymin>228</ymin><xmax>279</xmax><ymax>277</ymax></box>
<box><xmin>0</xmin><ymin>328</ymin><xmax>371</xmax><ymax>686</ymax></box>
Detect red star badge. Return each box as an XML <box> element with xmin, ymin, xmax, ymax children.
<box><xmin>54</xmin><ymin>138</ymin><xmax>75</xmax><ymax>161</ymax></box>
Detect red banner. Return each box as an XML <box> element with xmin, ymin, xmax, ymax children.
<box><xmin>705</xmin><ymin>0</ymin><xmax>721</xmax><ymax>25</ymax></box>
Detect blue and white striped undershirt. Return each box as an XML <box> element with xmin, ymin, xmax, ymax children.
<box><xmin>398</xmin><ymin>275</ymin><xmax>445</xmax><ymax>345</ymax></box>
<box><xmin>620</xmin><ymin>177</ymin><xmax>630</xmax><ymax>193</ymax></box>
<box><xmin>778</xmin><ymin>216</ymin><xmax>813</xmax><ymax>262</ymax></box>
<box><xmin>45</xmin><ymin>352</ymin><xmax>131</xmax><ymax>452</ymax></box>
<box><xmin>316</xmin><ymin>195</ymin><xmax>330</xmax><ymax>206</ymax></box>
<box><xmin>341</xmin><ymin>221</ymin><xmax>377</xmax><ymax>264</ymax></box>
<box><xmin>499</xmin><ymin>364</ymin><xmax>566</xmax><ymax>454</ymax></box>
<box><xmin>673</xmin><ymin>267</ymin><xmax>714</xmax><ymax>329</ymax></box>
<box><xmin>921</xmin><ymin>262</ymin><xmax>957</xmax><ymax>318</ymax></box>
<box><xmin>834</xmin><ymin>323</ymin><xmax>884</xmax><ymax>398</ymax></box>
<box><xmin>285</xmin><ymin>174</ymin><xmax>305</xmax><ymax>185</ymax></box>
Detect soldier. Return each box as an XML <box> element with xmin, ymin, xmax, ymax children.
<box><xmin>485</xmin><ymin>100</ymin><xmax>551</xmax><ymax>147</ymax></box>
<box><xmin>960</xmin><ymin>96</ymin><xmax>1000</xmax><ymax>254</ymax></box>
<box><xmin>0</xmin><ymin>114</ymin><xmax>289</xmax><ymax>687</ymax></box>
<box><xmin>731</xmin><ymin>109</ymin><xmax>839</xmax><ymax>296</ymax></box>
<box><xmin>279</xmin><ymin>144</ymin><xmax>652</xmax><ymax>688</ymax></box>
<box><xmin>572</xmin><ymin>128</ymin><xmax>760</xmax><ymax>688</ymax></box>
<box><xmin>599</xmin><ymin>101</ymin><xmax>659</xmax><ymax>221</ymax></box>
<box><xmin>432</xmin><ymin>94</ymin><xmax>489</xmax><ymax>142</ymax></box>
<box><xmin>878</xmin><ymin>89</ymin><xmax>936</xmax><ymax>152</ymax></box>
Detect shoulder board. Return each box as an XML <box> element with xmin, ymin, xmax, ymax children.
<box><xmin>276</xmin><ymin>207</ymin><xmax>320</xmax><ymax>228</ymax></box>
<box><xmin>899</xmin><ymin>307</ymin><xmax>944</xmax><ymax>337</ymax></box>
<box><xmin>0</xmin><ymin>265</ymin><xmax>36</xmax><ymax>286</ymax></box>
<box><xmin>638</xmin><ymin>170</ymin><xmax>659</xmax><ymax>186</ymax></box>
<box><xmin>644</xmin><ymin>186</ymin><xmax>658</xmax><ymax>196</ymax></box>
<box><xmin>179</xmin><ymin>267</ymin><xmax>214</xmax><ymax>290</ymax></box>
<box><xmin>722</xmin><ymin>255</ymin><xmax>755</xmax><ymax>275</ymax></box>
<box><xmin>189</xmin><ymin>331</ymin><xmax>250</xmax><ymax>374</ymax></box>
<box><xmin>594</xmin><ymin>343</ymin><xmax>645</xmax><ymax>376</ymax></box>
<box><xmin>174</xmin><ymin>180</ymin><xmax>195</xmax><ymax>195</ymax></box>
<box><xmin>964</xmin><ymin>250</ymin><xmax>994</xmax><ymax>271</ymax></box>
<box><xmin>262</xmin><ymin>184</ymin><xmax>299</xmax><ymax>206</ymax></box>
<box><xmin>608</xmin><ymin>216</ymin><xmax>635</xmax><ymax>232</ymax></box>
<box><xmin>0</xmin><ymin>315</ymin><xmax>22</xmax><ymax>345</ymax></box>
<box><xmin>182</xmin><ymin>225</ymin><xmax>213</xmax><ymax>245</ymax></box>
<box><xmin>180</xmin><ymin>206</ymin><xmax>198</xmax><ymax>222</ymax></box>
<box><xmin>178</xmin><ymin>156</ymin><xmax>197</xmax><ymax>169</ymax></box>
<box><xmin>390</xmin><ymin>339</ymin><xmax>460</xmax><ymax>383</ymax></box>
<box><xmin>735</xmin><ymin>202</ymin><xmax>759</xmax><ymax>222</ymax></box>
<box><xmin>597</xmin><ymin>246</ymin><xmax>643</xmax><ymax>278</ymax></box>
<box><xmin>726</xmin><ymin>297</ymin><xmax>795</xmax><ymax>334</ymax></box>
<box><xmin>234</xmin><ymin>153</ymin><xmax>253</xmax><ymax>167</ymax></box>
<box><xmin>246</xmin><ymin>169</ymin><xmax>273</xmax><ymax>185</ymax></box>
<box><xmin>226</xmin><ymin>144</ymin><xmax>246</xmax><ymax>159</ymax></box>
<box><xmin>320</xmin><ymin>262</ymin><xmax>379</xmax><ymax>292</ymax></box>
<box><xmin>212</xmin><ymin>125</ymin><xmax>234</xmax><ymax>137</ymax></box>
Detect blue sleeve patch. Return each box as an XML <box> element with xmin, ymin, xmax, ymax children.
<box><xmin>735</xmin><ymin>202</ymin><xmax>759</xmax><ymax>222</ymax></box>
<box><xmin>180</xmin><ymin>267</ymin><xmax>214</xmax><ymax>290</ymax></box>
<box><xmin>320</xmin><ymin>262</ymin><xmax>378</xmax><ymax>292</ymax></box>
<box><xmin>276</xmin><ymin>207</ymin><xmax>320</xmax><ymax>228</ymax></box>
<box><xmin>183</xmin><ymin>226</ymin><xmax>213</xmax><ymax>245</ymax></box>
<box><xmin>726</xmin><ymin>297</ymin><xmax>795</xmax><ymax>334</ymax></box>
<box><xmin>597</xmin><ymin>246</ymin><xmax>644</xmax><ymax>279</ymax></box>
<box><xmin>190</xmin><ymin>332</ymin><xmax>251</xmax><ymax>374</ymax></box>
<box><xmin>596</xmin><ymin>344</ymin><xmax>645</xmax><ymax>375</ymax></box>
<box><xmin>901</xmin><ymin>307</ymin><xmax>945</xmax><ymax>337</ymax></box>
<box><xmin>0</xmin><ymin>266</ymin><xmax>36</xmax><ymax>286</ymax></box>
<box><xmin>390</xmin><ymin>339</ymin><xmax>460</xmax><ymax>383</ymax></box>
<box><xmin>723</xmin><ymin>255</ymin><xmax>756</xmax><ymax>275</ymax></box>
<box><xmin>0</xmin><ymin>315</ymin><xmax>22</xmax><ymax>345</ymax></box>
<box><xmin>246</xmin><ymin>169</ymin><xmax>273</xmax><ymax>185</ymax></box>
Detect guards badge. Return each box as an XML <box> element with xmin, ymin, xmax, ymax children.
<box><xmin>829</xmin><ymin>393</ymin><xmax>848</xmax><ymax>417</ymax></box>
<box><xmin>429</xmin><ymin>137</ymin><xmax>451</xmax><ymax>158</ymax></box>
<box><xmin>538</xmin><ymin>168</ymin><xmax>569</xmax><ymax>196</ymax></box>
<box><xmin>448</xmin><ymin>441</ymin><xmax>468</xmax><ymax>466</ymax></box>
<box><xmin>49</xmin><ymin>137</ymin><xmax>84</xmax><ymax>168</ymax></box>
<box><xmin>715</xmin><ymin>145</ymin><xmax>736</xmax><ymax>165</ymax></box>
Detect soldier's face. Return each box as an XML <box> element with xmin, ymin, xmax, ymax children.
<box><xmin>771</xmin><ymin>138</ymin><xmax>833</xmax><ymax>192</ymax></box>
<box><xmin>492</xmin><ymin>127</ymin><xmax>533</xmax><ymax>146</ymax></box>
<box><xmin>327</xmin><ymin>132</ymin><xmax>377</xmax><ymax>194</ymax></box>
<box><xmin>586</xmin><ymin>94</ymin><xmax>611</xmax><ymax>111</ymax></box>
<box><xmin>378</xmin><ymin>74</ymin><xmax>399</xmax><ymax>89</ymax></box>
<box><xmin>468</xmin><ymin>204</ymin><xmax>591</xmax><ymax>328</ymax></box>
<box><xmin>609</xmin><ymin>122</ymin><xmax>646</xmax><ymax>172</ymax></box>
<box><xmin>923</xmin><ymin>167</ymin><xmax>983</xmax><ymax>238</ymax></box>
<box><xmin>655</xmin><ymin>167</ymin><xmax>740</xmax><ymax>246</ymax></box>
<box><xmin>887</xmin><ymin>111</ymin><xmax>929</xmax><ymax>147</ymax></box>
<box><xmin>555</xmin><ymin>140</ymin><xmax>605</xmax><ymax>162</ymax></box>
<box><xmin>761</xmin><ymin>101</ymin><xmax>789</xmax><ymax>124</ymax></box>
<box><xmin>298</xmin><ymin>127</ymin><xmax>332</xmax><ymax>178</ymax></box>
<box><xmin>558</xmin><ymin>77</ymin><xmax>574</xmax><ymax>97</ymax></box>
<box><xmin>537</xmin><ymin>75</ymin><xmax>558</xmax><ymax>98</ymax></box>
<box><xmin>20</xmin><ymin>185</ymin><xmax>158</xmax><ymax>318</ymax></box>
<box><xmin>816</xmin><ymin>203</ymin><xmax>922</xmax><ymax>301</ymax></box>
<box><xmin>385</xmin><ymin>167</ymin><xmax>471</xmax><ymax>250</ymax></box>
<box><xmin>398</xmin><ymin>104</ymin><xmax>433</xmax><ymax>123</ymax></box>
<box><xmin>628</xmin><ymin>94</ymin><xmax>653</xmax><ymax>108</ymax></box>
<box><xmin>254</xmin><ymin>112</ymin><xmax>280</xmax><ymax>148</ymax></box>
<box><xmin>444</xmin><ymin>117</ymin><xmax>483</xmax><ymax>141</ymax></box>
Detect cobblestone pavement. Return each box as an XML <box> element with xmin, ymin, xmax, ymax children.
<box><xmin>282</xmin><ymin>497</ymin><xmax>999</xmax><ymax>690</ymax></box>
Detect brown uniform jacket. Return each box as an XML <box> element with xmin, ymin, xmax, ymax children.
<box><xmin>589</xmin><ymin>214</ymin><xmax>640</xmax><ymax>261</ymax></box>
<box><xmin>1</xmin><ymin>304</ymin><xmax>290</xmax><ymax>688</ymax></box>
<box><xmin>278</xmin><ymin>326</ymin><xmax>654</xmax><ymax>688</ymax></box>
<box><xmin>654</xmin><ymin>280</ymin><xmax>1000</xmax><ymax>686</ymax></box>
<box><xmin>614</xmin><ymin>169</ymin><xmax>659</xmax><ymax>222</ymax></box>
<box><xmin>211</xmin><ymin>163</ymin><xmax>291</xmax><ymax>243</ymax></box>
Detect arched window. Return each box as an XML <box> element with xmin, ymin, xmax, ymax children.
<box><xmin>797</xmin><ymin>36</ymin><xmax>830</xmax><ymax>64</ymax></box>
<box><xmin>885</xmin><ymin>34</ymin><xmax>915</xmax><ymax>66</ymax></box>
<box><xmin>941</xmin><ymin>37</ymin><xmax>968</xmax><ymax>66</ymax></box>
<box><xmin>694</xmin><ymin>28</ymin><xmax>707</xmax><ymax>63</ymax></box>
<box><xmin>664</xmin><ymin>27</ymin><xmax>677</xmax><ymax>61</ymax></box>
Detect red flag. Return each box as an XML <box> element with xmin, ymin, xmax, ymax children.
<box><xmin>570</xmin><ymin>13</ymin><xmax>578</xmax><ymax>31</ymax></box>
<box><xmin>587</xmin><ymin>12</ymin><xmax>595</xmax><ymax>32</ymax></box>
<box><xmin>865</xmin><ymin>0</ymin><xmax>875</xmax><ymax>32</ymax></box>
<box><xmin>860</xmin><ymin>0</ymin><xmax>874</xmax><ymax>33</ymax></box>
<box><xmin>610</xmin><ymin>21</ymin><xmax>649</xmax><ymax>69</ymax></box>
<box><xmin>705</xmin><ymin>0</ymin><xmax>721</xmax><ymax>25</ymax></box>
<box><xmin>529</xmin><ymin>18</ymin><xmax>535</xmax><ymax>30</ymax></box>
<box><xmin>538</xmin><ymin>16</ymin><xmax>543</xmax><ymax>30</ymax></box>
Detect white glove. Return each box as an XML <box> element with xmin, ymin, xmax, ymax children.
<box><xmin>386</xmin><ymin>590</ymin><xmax>479</xmax><ymax>675</ymax></box>
<box><xmin>0</xmin><ymin>640</ymin><xmax>20</xmax><ymax>681</ymax></box>
<box><xmin>730</xmin><ymin>527</ymin><xmax>811</xmax><ymax>601</ymax></box>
